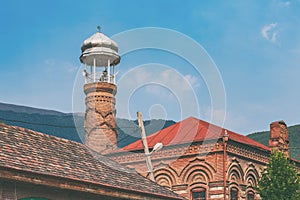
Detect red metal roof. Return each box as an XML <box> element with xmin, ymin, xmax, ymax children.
<box><xmin>122</xmin><ymin>116</ymin><xmax>270</xmax><ymax>151</ymax></box>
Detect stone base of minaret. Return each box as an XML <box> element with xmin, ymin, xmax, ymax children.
<box><xmin>84</xmin><ymin>82</ymin><xmax>117</xmax><ymax>154</ymax></box>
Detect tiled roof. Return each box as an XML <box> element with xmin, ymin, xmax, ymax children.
<box><xmin>122</xmin><ymin>117</ymin><xmax>270</xmax><ymax>151</ymax></box>
<box><xmin>0</xmin><ymin>122</ymin><xmax>182</xmax><ymax>199</ymax></box>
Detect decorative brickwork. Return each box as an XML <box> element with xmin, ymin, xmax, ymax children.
<box><xmin>109</xmin><ymin>139</ymin><xmax>270</xmax><ymax>200</ymax></box>
<box><xmin>84</xmin><ymin>82</ymin><xmax>117</xmax><ymax>153</ymax></box>
<box><xmin>108</xmin><ymin>117</ymin><xmax>300</xmax><ymax>200</ymax></box>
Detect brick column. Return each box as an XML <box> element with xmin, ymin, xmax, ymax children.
<box><xmin>84</xmin><ymin>82</ymin><xmax>117</xmax><ymax>154</ymax></box>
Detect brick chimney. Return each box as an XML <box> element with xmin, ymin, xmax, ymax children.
<box><xmin>269</xmin><ymin>121</ymin><xmax>289</xmax><ymax>157</ymax></box>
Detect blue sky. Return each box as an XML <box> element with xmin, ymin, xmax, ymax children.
<box><xmin>0</xmin><ymin>0</ymin><xmax>299</xmax><ymax>134</ymax></box>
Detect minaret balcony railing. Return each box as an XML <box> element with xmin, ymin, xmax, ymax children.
<box><xmin>84</xmin><ymin>72</ymin><xmax>116</xmax><ymax>85</ymax></box>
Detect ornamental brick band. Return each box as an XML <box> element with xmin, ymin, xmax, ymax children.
<box><xmin>84</xmin><ymin>82</ymin><xmax>117</xmax><ymax>153</ymax></box>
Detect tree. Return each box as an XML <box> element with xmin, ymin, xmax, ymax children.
<box><xmin>258</xmin><ymin>150</ymin><xmax>300</xmax><ymax>200</ymax></box>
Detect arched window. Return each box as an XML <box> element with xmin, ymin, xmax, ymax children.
<box><xmin>230</xmin><ymin>187</ymin><xmax>239</xmax><ymax>200</ymax></box>
<box><xmin>191</xmin><ymin>188</ymin><xmax>206</xmax><ymax>200</ymax></box>
<box><xmin>246</xmin><ymin>191</ymin><xmax>255</xmax><ymax>200</ymax></box>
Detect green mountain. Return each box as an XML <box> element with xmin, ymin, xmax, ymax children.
<box><xmin>1</xmin><ymin>102</ymin><xmax>299</xmax><ymax>159</ymax></box>
<box><xmin>0</xmin><ymin>109</ymin><xmax>84</xmax><ymax>142</ymax></box>
<box><xmin>0</xmin><ymin>103</ymin><xmax>175</xmax><ymax>148</ymax></box>
<box><xmin>247</xmin><ymin>125</ymin><xmax>300</xmax><ymax>160</ymax></box>
<box><xmin>0</xmin><ymin>102</ymin><xmax>69</xmax><ymax>116</ymax></box>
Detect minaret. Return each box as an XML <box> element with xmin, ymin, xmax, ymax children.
<box><xmin>80</xmin><ymin>26</ymin><xmax>120</xmax><ymax>153</ymax></box>
<box><xmin>269</xmin><ymin>120</ymin><xmax>289</xmax><ymax>157</ymax></box>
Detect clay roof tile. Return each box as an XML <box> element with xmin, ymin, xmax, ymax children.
<box><xmin>0</xmin><ymin>122</ymin><xmax>182</xmax><ymax>199</ymax></box>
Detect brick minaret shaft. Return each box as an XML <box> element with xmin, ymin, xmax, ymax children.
<box><xmin>84</xmin><ymin>82</ymin><xmax>117</xmax><ymax>153</ymax></box>
<box><xmin>269</xmin><ymin>121</ymin><xmax>289</xmax><ymax>157</ymax></box>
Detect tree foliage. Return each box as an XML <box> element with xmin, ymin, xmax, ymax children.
<box><xmin>258</xmin><ymin>150</ymin><xmax>300</xmax><ymax>200</ymax></box>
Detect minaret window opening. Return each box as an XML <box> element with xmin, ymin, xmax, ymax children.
<box><xmin>100</xmin><ymin>68</ymin><xmax>108</xmax><ymax>82</ymax></box>
<box><xmin>83</xmin><ymin>64</ymin><xmax>116</xmax><ymax>84</ymax></box>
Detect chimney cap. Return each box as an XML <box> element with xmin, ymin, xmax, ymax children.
<box><xmin>270</xmin><ymin>120</ymin><xmax>287</xmax><ymax>126</ymax></box>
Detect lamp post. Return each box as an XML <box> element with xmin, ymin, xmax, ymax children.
<box><xmin>137</xmin><ymin>112</ymin><xmax>163</xmax><ymax>182</ymax></box>
<box><xmin>145</xmin><ymin>142</ymin><xmax>163</xmax><ymax>181</ymax></box>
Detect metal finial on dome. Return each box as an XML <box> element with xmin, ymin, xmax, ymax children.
<box><xmin>97</xmin><ymin>25</ymin><xmax>101</xmax><ymax>32</ymax></box>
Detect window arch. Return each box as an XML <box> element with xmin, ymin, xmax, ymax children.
<box><xmin>246</xmin><ymin>190</ymin><xmax>255</xmax><ymax>200</ymax></box>
<box><xmin>245</xmin><ymin>164</ymin><xmax>259</xmax><ymax>188</ymax></box>
<box><xmin>227</xmin><ymin>163</ymin><xmax>244</xmax><ymax>184</ymax></box>
<box><xmin>154</xmin><ymin>167</ymin><xmax>177</xmax><ymax>188</ymax></box>
<box><xmin>155</xmin><ymin>174</ymin><xmax>172</xmax><ymax>188</ymax></box>
<box><xmin>191</xmin><ymin>187</ymin><xmax>206</xmax><ymax>200</ymax></box>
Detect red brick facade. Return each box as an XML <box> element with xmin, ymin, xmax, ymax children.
<box><xmin>109</xmin><ymin>139</ymin><xmax>268</xmax><ymax>200</ymax></box>
<box><xmin>107</xmin><ymin>118</ymin><xmax>300</xmax><ymax>200</ymax></box>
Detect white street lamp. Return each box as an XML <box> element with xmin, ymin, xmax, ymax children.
<box><xmin>145</xmin><ymin>142</ymin><xmax>163</xmax><ymax>181</ymax></box>
<box><xmin>150</xmin><ymin>142</ymin><xmax>163</xmax><ymax>154</ymax></box>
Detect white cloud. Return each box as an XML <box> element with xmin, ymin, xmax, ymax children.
<box><xmin>145</xmin><ymin>85</ymin><xmax>173</xmax><ymax>100</ymax></box>
<box><xmin>141</xmin><ymin>69</ymin><xmax>200</xmax><ymax>99</ymax></box>
<box><xmin>202</xmin><ymin>107</ymin><xmax>227</xmax><ymax>127</ymax></box>
<box><xmin>44</xmin><ymin>59</ymin><xmax>55</xmax><ymax>66</ymax></box>
<box><xmin>66</xmin><ymin>64</ymin><xmax>78</xmax><ymax>73</ymax></box>
<box><xmin>44</xmin><ymin>58</ymin><xmax>78</xmax><ymax>73</ymax></box>
<box><xmin>284</xmin><ymin>1</ymin><xmax>291</xmax><ymax>7</ymax></box>
<box><xmin>261</xmin><ymin>23</ymin><xmax>279</xmax><ymax>43</ymax></box>
<box><xmin>116</xmin><ymin>65</ymin><xmax>201</xmax><ymax>119</ymax></box>
<box><xmin>291</xmin><ymin>47</ymin><xmax>300</xmax><ymax>55</ymax></box>
<box><xmin>279</xmin><ymin>1</ymin><xmax>291</xmax><ymax>7</ymax></box>
<box><xmin>184</xmin><ymin>74</ymin><xmax>201</xmax><ymax>89</ymax></box>
<box><xmin>271</xmin><ymin>31</ymin><xmax>278</xmax><ymax>43</ymax></box>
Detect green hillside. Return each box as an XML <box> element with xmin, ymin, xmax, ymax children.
<box><xmin>0</xmin><ymin>106</ymin><xmax>175</xmax><ymax>148</ymax></box>
<box><xmin>248</xmin><ymin>125</ymin><xmax>300</xmax><ymax>160</ymax></box>
<box><xmin>1</xmin><ymin>102</ymin><xmax>299</xmax><ymax>158</ymax></box>
<box><xmin>0</xmin><ymin>110</ymin><xmax>84</xmax><ymax>142</ymax></box>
